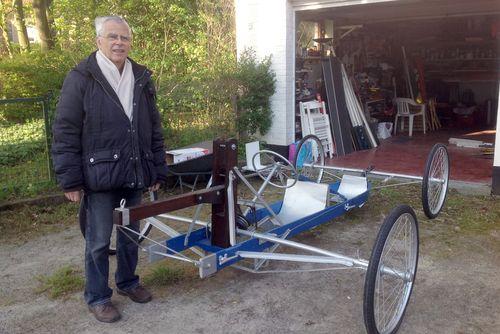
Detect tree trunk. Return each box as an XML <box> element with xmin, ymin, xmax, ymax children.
<box><xmin>32</xmin><ymin>0</ymin><xmax>53</xmax><ymax>52</ymax></box>
<box><xmin>0</xmin><ymin>24</ymin><xmax>13</xmax><ymax>58</ymax></box>
<box><xmin>0</xmin><ymin>2</ymin><xmax>13</xmax><ymax>57</ymax></box>
<box><xmin>12</xmin><ymin>0</ymin><xmax>30</xmax><ymax>52</ymax></box>
<box><xmin>44</xmin><ymin>0</ymin><xmax>55</xmax><ymax>40</ymax></box>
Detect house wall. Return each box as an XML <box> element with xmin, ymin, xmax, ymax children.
<box><xmin>235</xmin><ymin>0</ymin><xmax>296</xmax><ymax>146</ymax></box>
<box><xmin>234</xmin><ymin>0</ymin><xmax>397</xmax><ymax>146</ymax></box>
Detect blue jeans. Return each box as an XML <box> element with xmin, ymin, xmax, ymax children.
<box><xmin>83</xmin><ymin>189</ymin><xmax>142</xmax><ymax>306</ymax></box>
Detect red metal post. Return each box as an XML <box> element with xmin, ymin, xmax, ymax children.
<box><xmin>210</xmin><ymin>138</ymin><xmax>238</xmax><ymax>248</ymax></box>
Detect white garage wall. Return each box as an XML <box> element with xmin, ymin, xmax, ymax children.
<box><xmin>235</xmin><ymin>0</ymin><xmax>296</xmax><ymax>146</ymax></box>
<box><xmin>234</xmin><ymin>0</ymin><xmax>398</xmax><ymax>146</ymax></box>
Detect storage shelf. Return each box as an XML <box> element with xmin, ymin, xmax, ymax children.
<box><xmin>297</xmin><ymin>56</ymin><xmax>323</xmax><ymax>61</ymax></box>
<box><xmin>427</xmin><ymin>69</ymin><xmax>496</xmax><ymax>73</ymax></box>
<box><xmin>426</xmin><ymin>58</ymin><xmax>499</xmax><ymax>62</ymax></box>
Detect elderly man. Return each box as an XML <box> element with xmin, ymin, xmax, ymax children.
<box><xmin>52</xmin><ymin>16</ymin><xmax>168</xmax><ymax>322</ymax></box>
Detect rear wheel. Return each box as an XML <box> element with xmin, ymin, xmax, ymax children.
<box><xmin>363</xmin><ymin>205</ymin><xmax>419</xmax><ymax>334</ymax></box>
<box><xmin>422</xmin><ymin>143</ymin><xmax>449</xmax><ymax>219</ymax></box>
<box><xmin>294</xmin><ymin>134</ymin><xmax>325</xmax><ymax>183</ymax></box>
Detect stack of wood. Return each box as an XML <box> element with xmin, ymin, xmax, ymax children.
<box><xmin>427</xmin><ymin>97</ymin><xmax>442</xmax><ymax>131</ymax></box>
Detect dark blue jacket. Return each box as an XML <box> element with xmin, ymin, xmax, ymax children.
<box><xmin>51</xmin><ymin>51</ymin><xmax>168</xmax><ymax>192</ymax></box>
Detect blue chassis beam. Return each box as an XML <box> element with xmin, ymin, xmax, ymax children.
<box><xmin>166</xmin><ymin>181</ymin><xmax>370</xmax><ymax>273</ymax></box>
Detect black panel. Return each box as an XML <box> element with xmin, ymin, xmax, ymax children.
<box><xmin>322</xmin><ymin>56</ymin><xmax>354</xmax><ymax>156</ymax></box>
<box><xmin>492</xmin><ymin>166</ymin><xmax>500</xmax><ymax>195</ymax></box>
<box><xmin>353</xmin><ymin>125</ymin><xmax>371</xmax><ymax>150</ymax></box>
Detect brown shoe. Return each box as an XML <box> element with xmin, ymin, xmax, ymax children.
<box><xmin>117</xmin><ymin>285</ymin><xmax>152</xmax><ymax>303</ymax></box>
<box><xmin>88</xmin><ymin>302</ymin><xmax>121</xmax><ymax>323</ymax></box>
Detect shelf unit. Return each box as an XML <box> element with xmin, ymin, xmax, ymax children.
<box><xmin>420</xmin><ymin>39</ymin><xmax>499</xmax><ymax>83</ymax></box>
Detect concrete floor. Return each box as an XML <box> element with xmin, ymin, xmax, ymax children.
<box><xmin>326</xmin><ymin>127</ymin><xmax>496</xmax><ymax>193</ymax></box>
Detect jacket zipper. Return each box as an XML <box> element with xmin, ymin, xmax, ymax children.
<box><xmin>91</xmin><ymin>69</ymin><xmax>148</xmax><ymax>188</ymax></box>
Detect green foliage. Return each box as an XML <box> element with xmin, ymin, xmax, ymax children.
<box><xmin>0</xmin><ymin>49</ymin><xmax>74</xmax><ymax>122</ymax></box>
<box><xmin>235</xmin><ymin>49</ymin><xmax>276</xmax><ymax>138</ymax></box>
<box><xmin>1</xmin><ymin>0</ymin><xmax>239</xmax><ymax>201</ymax></box>
<box><xmin>0</xmin><ymin>119</ymin><xmax>57</xmax><ymax>202</ymax></box>
<box><xmin>0</xmin><ymin>119</ymin><xmax>45</xmax><ymax>165</ymax></box>
<box><xmin>35</xmin><ymin>265</ymin><xmax>84</xmax><ymax>299</ymax></box>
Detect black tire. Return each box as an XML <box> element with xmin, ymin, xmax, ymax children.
<box><xmin>363</xmin><ymin>205</ymin><xmax>419</xmax><ymax>334</ymax></box>
<box><xmin>293</xmin><ymin>134</ymin><xmax>325</xmax><ymax>183</ymax></box>
<box><xmin>422</xmin><ymin>143</ymin><xmax>449</xmax><ymax>219</ymax></box>
<box><xmin>78</xmin><ymin>193</ymin><xmax>153</xmax><ymax>256</ymax></box>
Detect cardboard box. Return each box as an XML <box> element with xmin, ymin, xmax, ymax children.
<box><xmin>166</xmin><ymin>147</ymin><xmax>209</xmax><ymax>165</ymax></box>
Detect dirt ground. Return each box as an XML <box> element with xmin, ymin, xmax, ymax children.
<box><xmin>1</xmin><ymin>192</ymin><xmax>500</xmax><ymax>334</ymax></box>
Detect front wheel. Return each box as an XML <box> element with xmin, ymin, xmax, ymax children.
<box><xmin>294</xmin><ymin>134</ymin><xmax>325</xmax><ymax>183</ymax></box>
<box><xmin>363</xmin><ymin>205</ymin><xmax>419</xmax><ymax>334</ymax></box>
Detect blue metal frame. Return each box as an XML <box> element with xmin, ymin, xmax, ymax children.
<box><xmin>166</xmin><ymin>180</ymin><xmax>370</xmax><ymax>273</ymax></box>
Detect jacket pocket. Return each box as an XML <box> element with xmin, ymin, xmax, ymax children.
<box><xmin>84</xmin><ymin>149</ymin><xmax>121</xmax><ymax>191</ymax></box>
<box><xmin>141</xmin><ymin>150</ymin><xmax>157</xmax><ymax>187</ymax></box>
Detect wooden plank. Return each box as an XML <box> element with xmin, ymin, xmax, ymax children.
<box><xmin>113</xmin><ymin>185</ymin><xmax>225</xmax><ymax>225</ymax></box>
<box><xmin>211</xmin><ymin>138</ymin><xmax>238</xmax><ymax>248</ymax></box>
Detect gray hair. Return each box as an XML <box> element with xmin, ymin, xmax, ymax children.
<box><xmin>95</xmin><ymin>16</ymin><xmax>132</xmax><ymax>37</ymax></box>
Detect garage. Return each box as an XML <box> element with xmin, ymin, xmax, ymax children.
<box><xmin>235</xmin><ymin>0</ymin><xmax>500</xmax><ymax>194</ymax></box>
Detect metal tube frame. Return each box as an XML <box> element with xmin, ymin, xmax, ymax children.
<box><xmin>134</xmin><ymin>162</ymin><xmax>407</xmax><ymax>281</ymax></box>
<box><xmin>142</xmin><ymin>211</ymin><xmax>407</xmax><ymax>280</ymax></box>
<box><xmin>306</xmin><ymin>163</ymin><xmax>446</xmax><ymax>187</ymax></box>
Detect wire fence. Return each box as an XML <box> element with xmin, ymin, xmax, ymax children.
<box><xmin>0</xmin><ymin>93</ymin><xmax>55</xmax><ymax>202</ymax></box>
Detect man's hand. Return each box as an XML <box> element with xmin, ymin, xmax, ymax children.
<box><xmin>148</xmin><ymin>183</ymin><xmax>160</xmax><ymax>192</ymax></box>
<box><xmin>65</xmin><ymin>191</ymin><xmax>81</xmax><ymax>202</ymax></box>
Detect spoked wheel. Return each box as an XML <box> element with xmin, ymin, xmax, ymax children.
<box><xmin>294</xmin><ymin>134</ymin><xmax>325</xmax><ymax>183</ymax></box>
<box><xmin>422</xmin><ymin>143</ymin><xmax>449</xmax><ymax>219</ymax></box>
<box><xmin>79</xmin><ymin>192</ymin><xmax>154</xmax><ymax>255</ymax></box>
<box><xmin>364</xmin><ymin>205</ymin><xmax>419</xmax><ymax>334</ymax></box>
<box><xmin>252</xmin><ymin>150</ymin><xmax>298</xmax><ymax>189</ymax></box>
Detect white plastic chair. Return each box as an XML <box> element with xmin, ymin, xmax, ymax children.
<box><xmin>299</xmin><ymin>101</ymin><xmax>334</xmax><ymax>158</ymax></box>
<box><xmin>393</xmin><ymin>98</ymin><xmax>426</xmax><ymax>137</ymax></box>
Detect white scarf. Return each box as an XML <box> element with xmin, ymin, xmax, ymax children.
<box><xmin>96</xmin><ymin>50</ymin><xmax>134</xmax><ymax>121</ymax></box>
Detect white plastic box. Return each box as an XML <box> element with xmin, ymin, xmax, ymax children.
<box><xmin>165</xmin><ymin>147</ymin><xmax>209</xmax><ymax>164</ymax></box>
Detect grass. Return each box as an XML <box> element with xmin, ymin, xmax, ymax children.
<box><xmin>142</xmin><ymin>261</ymin><xmax>193</xmax><ymax>288</ymax></box>
<box><xmin>0</xmin><ymin>151</ymin><xmax>57</xmax><ymax>203</ymax></box>
<box><xmin>0</xmin><ymin>201</ymin><xmax>79</xmax><ymax>243</ymax></box>
<box><xmin>442</xmin><ymin>192</ymin><xmax>500</xmax><ymax>233</ymax></box>
<box><xmin>35</xmin><ymin>265</ymin><xmax>84</xmax><ymax>299</ymax></box>
<box><xmin>0</xmin><ymin>119</ymin><xmax>58</xmax><ymax>203</ymax></box>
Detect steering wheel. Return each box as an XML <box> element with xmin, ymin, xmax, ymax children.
<box><xmin>252</xmin><ymin>150</ymin><xmax>298</xmax><ymax>189</ymax></box>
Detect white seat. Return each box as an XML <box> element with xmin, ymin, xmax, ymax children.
<box><xmin>393</xmin><ymin>98</ymin><xmax>426</xmax><ymax>137</ymax></box>
<box><xmin>242</xmin><ymin>141</ymin><xmax>266</xmax><ymax>171</ymax></box>
<box><xmin>337</xmin><ymin>174</ymin><xmax>368</xmax><ymax>200</ymax></box>
<box><xmin>299</xmin><ymin>101</ymin><xmax>334</xmax><ymax>158</ymax></box>
<box><xmin>275</xmin><ymin>180</ymin><xmax>329</xmax><ymax>224</ymax></box>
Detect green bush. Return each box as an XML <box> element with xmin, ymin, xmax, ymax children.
<box><xmin>0</xmin><ymin>49</ymin><xmax>74</xmax><ymax>123</ymax></box>
<box><xmin>234</xmin><ymin>49</ymin><xmax>276</xmax><ymax>139</ymax></box>
<box><xmin>0</xmin><ymin>119</ymin><xmax>46</xmax><ymax>165</ymax></box>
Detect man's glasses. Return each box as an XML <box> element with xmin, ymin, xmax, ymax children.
<box><xmin>102</xmin><ymin>33</ymin><xmax>131</xmax><ymax>43</ymax></box>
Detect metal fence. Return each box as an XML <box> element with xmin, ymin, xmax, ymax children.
<box><xmin>0</xmin><ymin>94</ymin><xmax>54</xmax><ymax>201</ymax></box>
